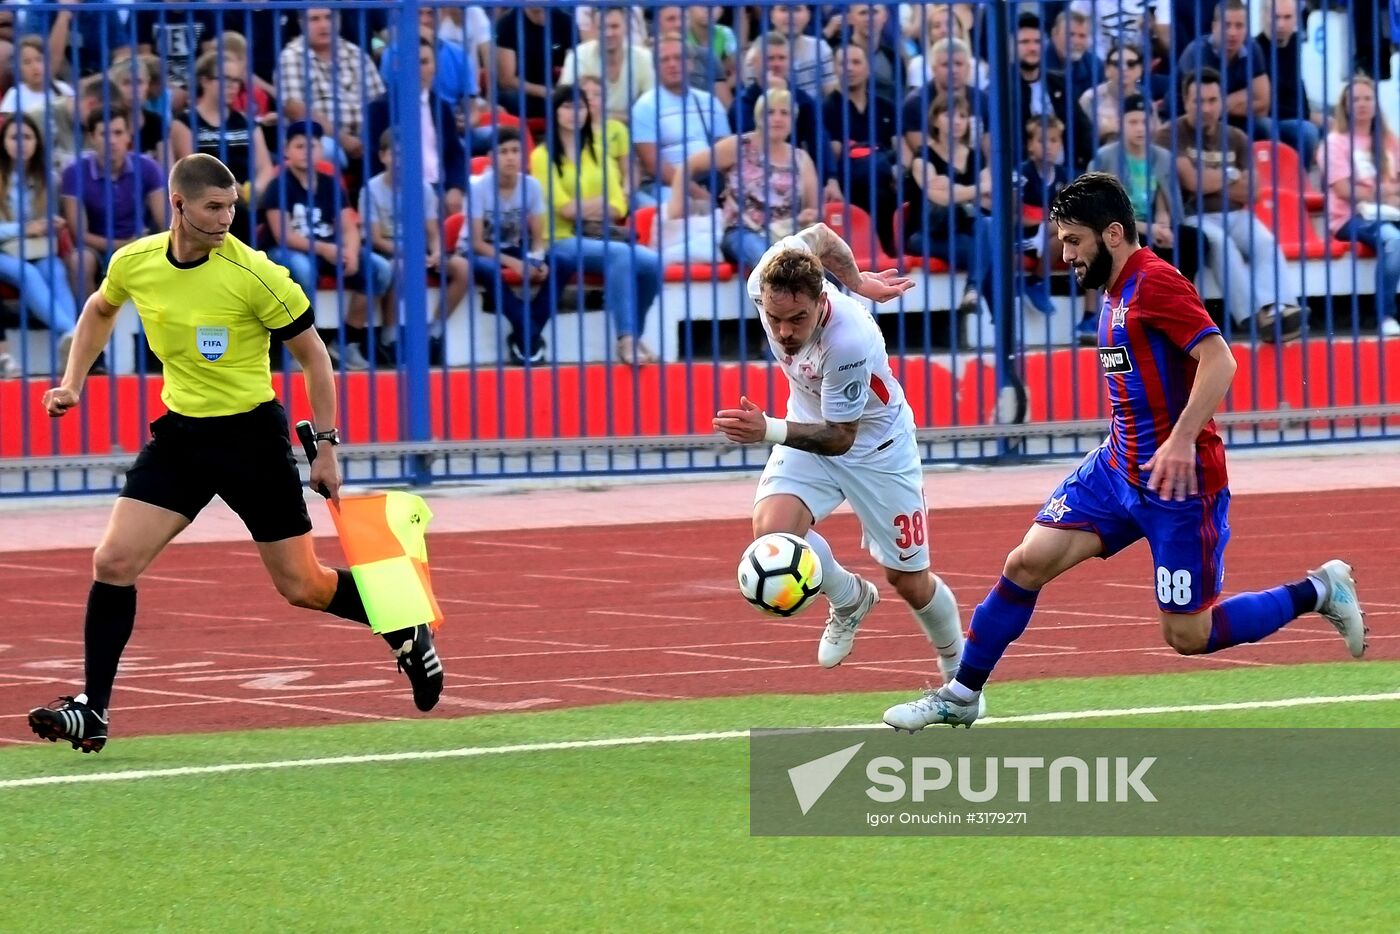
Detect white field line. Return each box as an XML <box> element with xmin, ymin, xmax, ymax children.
<box><xmin>2</xmin><ymin>691</ymin><xmax>1399</xmax><ymax>790</ymax></box>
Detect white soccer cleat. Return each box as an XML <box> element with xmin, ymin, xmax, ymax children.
<box><xmin>883</xmin><ymin>686</ymin><xmax>986</xmax><ymax>732</ymax></box>
<box><xmin>1310</xmin><ymin>559</ymin><xmax>1368</xmax><ymax>658</ymax></box>
<box><xmin>817</xmin><ymin>578</ymin><xmax>880</xmax><ymax>668</ymax></box>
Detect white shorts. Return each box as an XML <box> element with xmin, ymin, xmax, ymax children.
<box><xmin>754</xmin><ymin>433</ymin><xmax>930</xmax><ymax>572</ymax></box>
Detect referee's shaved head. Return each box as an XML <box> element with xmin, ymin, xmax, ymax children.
<box><xmin>170</xmin><ymin>153</ymin><xmax>236</xmax><ymax>198</ymax></box>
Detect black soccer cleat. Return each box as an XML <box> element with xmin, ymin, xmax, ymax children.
<box><xmin>28</xmin><ymin>695</ymin><xmax>109</xmax><ymax>753</ymax></box>
<box><xmin>392</xmin><ymin>625</ymin><xmax>444</xmax><ymax>712</ymax></box>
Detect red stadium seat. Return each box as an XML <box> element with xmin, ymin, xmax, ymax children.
<box><xmin>443</xmin><ymin>212</ymin><xmax>465</xmax><ymax>253</ymax></box>
<box><xmin>821</xmin><ymin>202</ymin><xmax>898</xmax><ymax>270</ymax></box>
<box><xmin>632</xmin><ymin>204</ymin><xmax>736</xmax><ymax>283</ymax></box>
<box><xmin>475</xmin><ymin>112</ymin><xmax>534</xmax><ymax>153</ymax></box>
<box><xmin>1253</xmin><ymin>141</ymin><xmax>1325</xmax><ymax>211</ymax></box>
<box><xmin>1254</xmin><ymin>189</ymin><xmax>1350</xmax><ymax>260</ymax></box>
<box><xmin>470</xmin><ymin>155</ymin><xmax>491</xmax><ymax>176</ymax></box>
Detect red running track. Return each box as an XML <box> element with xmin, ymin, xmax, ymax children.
<box><xmin>0</xmin><ymin>489</ymin><xmax>1395</xmax><ymax>745</ymax></box>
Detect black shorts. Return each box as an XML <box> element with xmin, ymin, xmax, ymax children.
<box><xmin>120</xmin><ymin>400</ymin><xmax>313</xmax><ymax>543</ymax></box>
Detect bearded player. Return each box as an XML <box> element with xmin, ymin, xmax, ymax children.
<box><xmin>883</xmin><ymin>172</ymin><xmax>1367</xmax><ymax>732</ymax></box>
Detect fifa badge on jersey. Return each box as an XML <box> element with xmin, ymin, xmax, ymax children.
<box><xmin>196</xmin><ymin>326</ymin><xmax>229</xmax><ymax>362</ymax></box>
<box><xmin>1110</xmin><ymin>298</ymin><xmax>1129</xmax><ymax>330</ymax></box>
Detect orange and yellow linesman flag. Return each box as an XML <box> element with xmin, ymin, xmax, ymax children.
<box><xmin>328</xmin><ymin>492</ymin><xmax>444</xmax><ymax>635</ymax></box>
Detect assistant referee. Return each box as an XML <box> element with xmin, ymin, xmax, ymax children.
<box><xmin>28</xmin><ymin>152</ymin><xmax>444</xmax><ymax>753</ymax></box>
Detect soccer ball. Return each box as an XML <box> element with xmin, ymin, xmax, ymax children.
<box><xmin>737</xmin><ymin>532</ymin><xmax>824</xmax><ymax>617</ymax></box>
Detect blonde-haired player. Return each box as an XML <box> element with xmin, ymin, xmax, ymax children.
<box><xmin>713</xmin><ymin>224</ymin><xmax>965</xmax><ymax>679</ymax></box>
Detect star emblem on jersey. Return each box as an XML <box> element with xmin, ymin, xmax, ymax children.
<box><xmin>1042</xmin><ymin>494</ymin><xmax>1072</xmax><ymax>522</ymax></box>
<box><xmin>1110</xmin><ymin>299</ymin><xmax>1129</xmax><ymax>329</ymax></box>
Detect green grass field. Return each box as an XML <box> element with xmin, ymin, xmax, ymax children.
<box><xmin>4</xmin><ymin>663</ymin><xmax>1398</xmax><ymax>933</ymax></box>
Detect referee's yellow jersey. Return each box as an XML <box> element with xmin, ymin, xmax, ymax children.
<box><xmin>100</xmin><ymin>232</ymin><xmax>313</xmax><ymax>418</ymax></box>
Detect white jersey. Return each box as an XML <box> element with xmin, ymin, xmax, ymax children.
<box><xmin>746</xmin><ymin>236</ymin><xmax>908</xmax><ymax>459</ymax></box>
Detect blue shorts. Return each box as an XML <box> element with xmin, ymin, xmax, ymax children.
<box><xmin>1034</xmin><ymin>447</ymin><xmax>1231</xmax><ymax>614</ymax></box>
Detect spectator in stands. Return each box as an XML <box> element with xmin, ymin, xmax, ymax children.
<box><xmin>460</xmin><ymin>126</ymin><xmax>554</xmax><ymax>364</ymax></box>
<box><xmin>365</xmin><ymin>39</ymin><xmax>468</xmax><ymax>217</ymax></box>
<box><xmin>1178</xmin><ymin>0</ymin><xmax>1314</xmax><ymax>166</ymax></box>
<box><xmin>826</xmin><ymin>4</ymin><xmax>903</xmax><ymax>105</ymax></box>
<box><xmin>92</xmin><ymin>56</ymin><xmax>192</xmax><ymax>165</ymax></box>
<box><xmin>213</xmin><ymin>32</ymin><xmax>275</xmax><ymax>126</ymax></box>
<box><xmin>559</xmin><ymin>6</ymin><xmax>656</xmax><ymax>123</ymax></box>
<box><xmin>901</xmin><ymin>38</ymin><xmax>990</xmax><ymax>160</ymax></box>
<box><xmin>1086</xmin><ymin>93</ymin><xmax>1202</xmax><ymax>341</ymax></box>
<box><xmin>658</xmin><ymin>169</ymin><xmax>726</xmax><ymax>267</ymax></box>
<box><xmin>1078</xmin><ymin>43</ymin><xmax>1146</xmax><ymax>147</ymax></box>
<box><xmin>1161</xmin><ymin>68</ymin><xmax>1303</xmax><ymax>342</ymax></box>
<box><xmin>532</xmin><ymin>86</ymin><xmax>662</xmax><ymax>365</ymax></box>
<box><xmin>732</xmin><ymin>34</ymin><xmax>840</xmax><ymax>202</ymax></box>
<box><xmin>758</xmin><ymin>5</ymin><xmax>836</xmax><ymax>100</ymax></box>
<box><xmin>493</xmin><ymin>7</ymin><xmax>577</xmax><ymax>120</ymax></box>
<box><xmin>172</xmin><ymin>50</ymin><xmax>276</xmax><ymax>242</ymax></box>
<box><xmin>1014</xmin><ymin>13</ymin><xmax>1095</xmax><ymax>170</ymax></box>
<box><xmin>1046</xmin><ymin>9</ymin><xmax>1104</xmax><ymax>97</ymax></box>
<box><xmin>652</xmin><ymin>6</ymin><xmax>725</xmax><ymax>95</ymax></box>
<box><xmin>0</xmin><ymin>36</ymin><xmax>77</xmax><ymax>167</ymax></box>
<box><xmin>824</xmin><ymin>44</ymin><xmax>901</xmax><ymax>256</ymax></box>
<box><xmin>0</xmin><ymin>113</ymin><xmax>78</xmax><ymax>371</ymax></box>
<box><xmin>1255</xmin><ymin>0</ymin><xmax>1322</xmax><ymax>170</ymax></box>
<box><xmin>259</xmin><ymin>120</ymin><xmax>394</xmax><ymax>370</ymax></box>
<box><xmin>687</xmin><ymin>87</ymin><xmax>820</xmax><ymax>269</ymax></box>
<box><xmin>60</xmin><ymin>106</ymin><xmax>164</xmax><ymax>300</ymax></box>
<box><xmin>1069</xmin><ymin>0</ymin><xmax>1170</xmax><ymax>63</ymax></box>
<box><xmin>904</xmin><ymin>91</ymin><xmax>995</xmax><ymax>316</ymax></box>
<box><xmin>906</xmin><ymin>5</ymin><xmax>988</xmax><ymax>95</ymax></box>
<box><xmin>684</xmin><ymin>6</ymin><xmax>738</xmax><ymax>105</ymax></box>
<box><xmin>1323</xmin><ymin>76</ymin><xmax>1400</xmax><ymax>337</ymax></box>
<box><xmin>130</xmin><ymin>0</ymin><xmax>224</xmax><ymax>114</ymax></box>
<box><xmin>630</xmin><ymin>34</ymin><xmax>732</xmax><ymax>208</ymax></box>
<box><xmin>378</xmin><ymin>7</ymin><xmax>475</xmax><ymax>111</ymax></box>
<box><xmin>16</xmin><ymin>2</ymin><xmax>135</xmax><ymax>81</ymax></box>
<box><xmin>1016</xmin><ymin>116</ymin><xmax>1071</xmax><ymax>314</ymax></box>
<box><xmin>277</xmin><ymin>7</ymin><xmax>385</xmax><ymax>169</ymax></box>
<box><xmin>361</xmin><ymin>128</ymin><xmax>468</xmax><ymax>365</ymax></box>
<box><xmin>578</xmin><ymin>75</ymin><xmax>635</xmax><ymax>201</ymax></box>
<box><xmin>575</xmin><ymin>5</ymin><xmax>646</xmax><ymax>46</ymax></box>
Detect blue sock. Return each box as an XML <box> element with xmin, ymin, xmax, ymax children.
<box><xmin>1205</xmin><ymin>579</ymin><xmax>1319</xmax><ymax>653</ymax></box>
<box><xmin>954</xmin><ymin>576</ymin><xmax>1039</xmax><ymax>692</ymax></box>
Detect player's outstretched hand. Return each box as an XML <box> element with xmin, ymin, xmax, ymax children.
<box><xmin>1142</xmin><ymin>434</ymin><xmax>1199</xmax><ymax>502</ymax></box>
<box><xmin>42</xmin><ymin>386</ymin><xmax>79</xmax><ymax>418</ymax></box>
<box><xmin>854</xmin><ymin>269</ymin><xmax>915</xmax><ymax>304</ymax></box>
<box><xmin>713</xmin><ymin>395</ymin><xmax>767</xmax><ymax>444</ymax></box>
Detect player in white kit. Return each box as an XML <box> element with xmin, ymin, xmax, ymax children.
<box><xmin>713</xmin><ymin>224</ymin><xmax>965</xmax><ymax>678</ymax></box>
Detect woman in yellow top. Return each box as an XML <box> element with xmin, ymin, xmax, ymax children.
<box><xmin>531</xmin><ymin>85</ymin><xmax>662</xmax><ymax>365</ymax></box>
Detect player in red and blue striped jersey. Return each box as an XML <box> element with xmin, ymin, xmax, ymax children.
<box><xmin>884</xmin><ymin>172</ymin><xmax>1369</xmax><ymax>732</ymax></box>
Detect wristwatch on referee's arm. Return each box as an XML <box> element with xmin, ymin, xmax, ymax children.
<box><xmin>314</xmin><ymin>428</ymin><xmax>341</xmax><ymax>447</ymax></box>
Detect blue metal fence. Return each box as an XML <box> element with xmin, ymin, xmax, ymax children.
<box><xmin>0</xmin><ymin>0</ymin><xmax>1396</xmax><ymax>495</ymax></box>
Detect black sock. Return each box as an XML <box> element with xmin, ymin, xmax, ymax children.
<box><xmin>83</xmin><ymin>582</ymin><xmax>136</xmax><ymax>711</ymax></box>
<box><xmin>324</xmin><ymin>568</ymin><xmax>414</xmax><ymax>649</ymax></box>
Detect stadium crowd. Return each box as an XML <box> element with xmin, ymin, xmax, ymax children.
<box><xmin>0</xmin><ymin>0</ymin><xmax>1397</xmax><ymax>378</ymax></box>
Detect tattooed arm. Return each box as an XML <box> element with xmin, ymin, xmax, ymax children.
<box><xmin>793</xmin><ymin>224</ymin><xmax>915</xmax><ymax>304</ymax></box>
<box><xmin>796</xmin><ymin>223</ymin><xmax>863</xmax><ymax>290</ymax></box>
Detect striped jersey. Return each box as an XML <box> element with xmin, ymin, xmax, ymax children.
<box><xmin>1094</xmin><ymin>247</ymin><xmax>1229</xmax><ymax>495</ymax></box>
<box><xmin>747</xmin><ymin>235</ymin><xmax>906</xmax><ymax>458</ymax></box>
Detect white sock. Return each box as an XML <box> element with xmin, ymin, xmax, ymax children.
<box><xmin>1306</xmin><ymin>575</ymin><xmax>1328</xmax><ymax>612</ymax></box>
<box><xmin>913</xmin><ymin>575</ymin><xmax>964</xmax><ymax>679</ymax></box>
<box><xmin>946</xmin><ymin>680</ymin><xmax>980</xmax><ymax>702</ymax></box>
<box><xmin>805</xmin><ymin>529</ymin><xmax>861</xmax><ymax>612</ymax></box>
